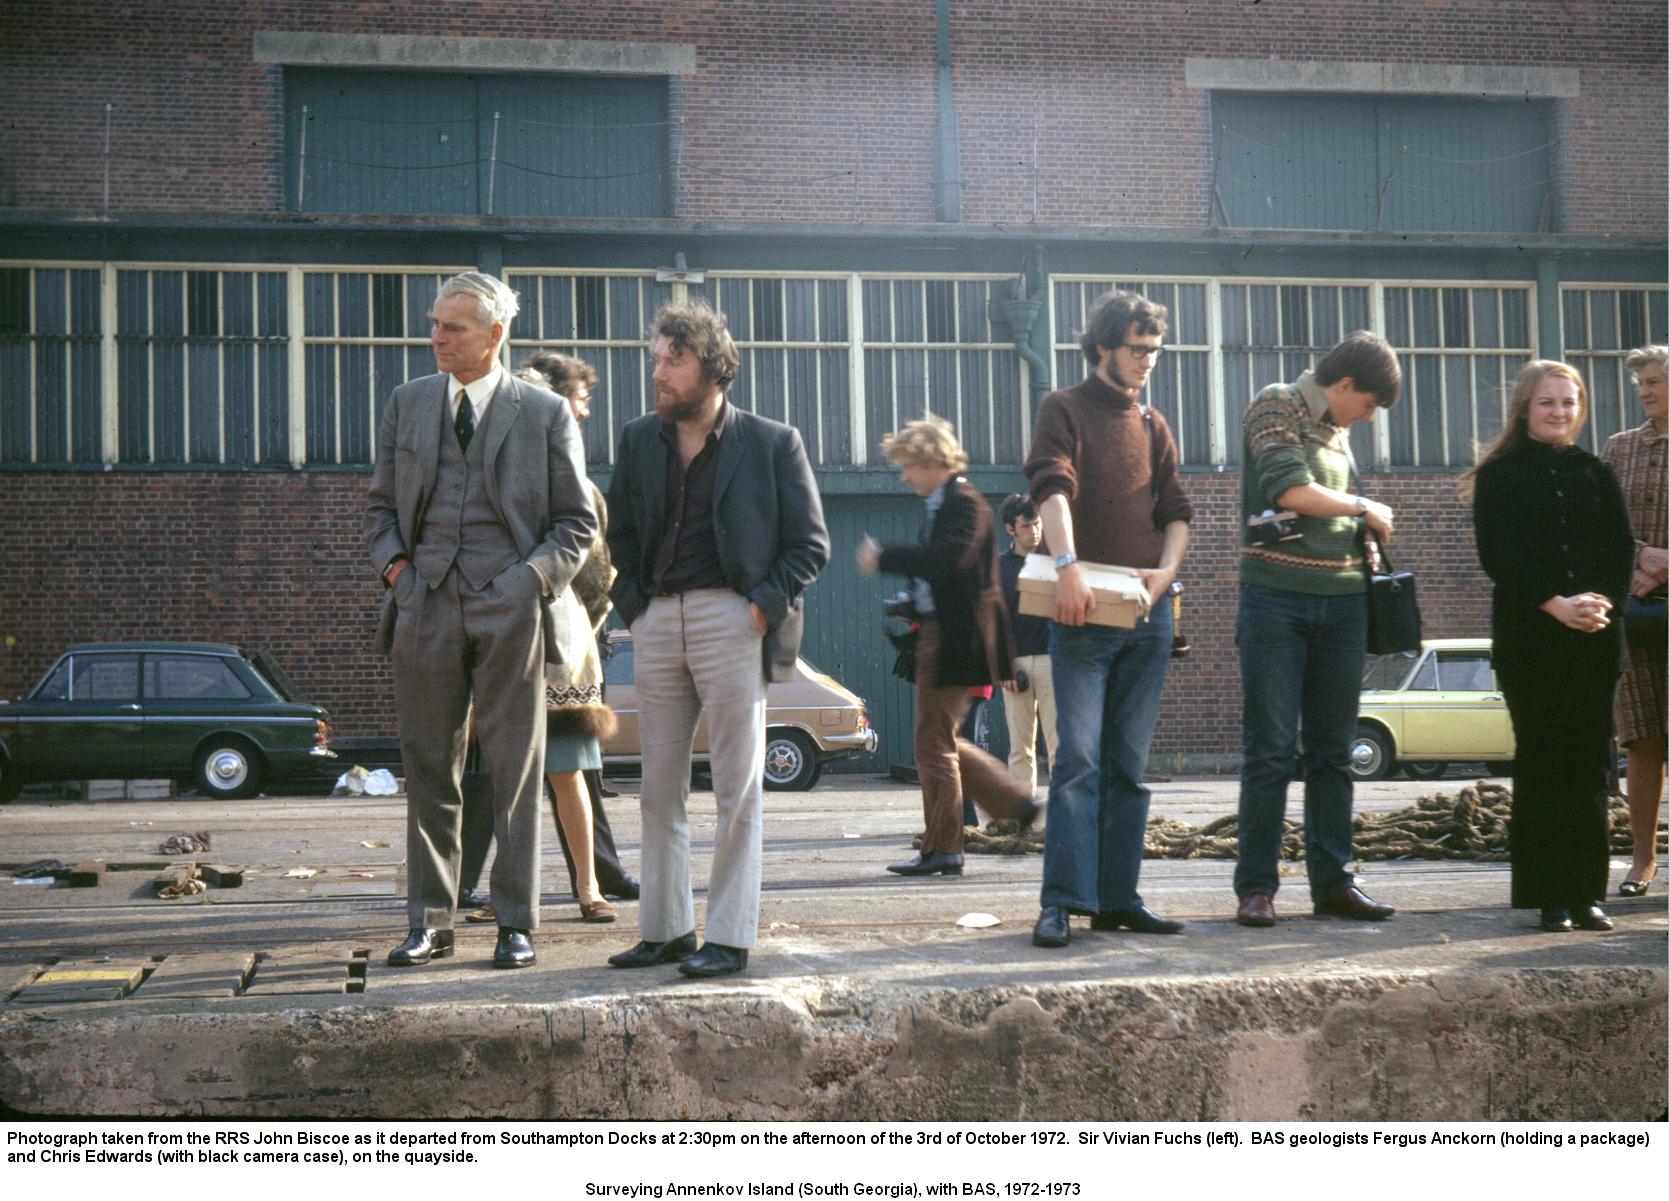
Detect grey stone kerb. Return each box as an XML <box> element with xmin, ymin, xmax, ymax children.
<box><xmin>1184</xmin><ymin>58</ymin><xmax>1580</xmax><ymax>99</ymax></box>
<box><xmin>252</xmin><ymin>31</ymin><xmax>697</xmax><ymax>76</ymax></box>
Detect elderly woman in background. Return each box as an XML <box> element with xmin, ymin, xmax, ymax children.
<box><xmin>1601</xmin><ymin>346</ymin><xmax>1668</xmax><ymax>896</ymax></box>
<box><xmin>855</xmin><ymin>415</ymin><xmax>1038</xmax><ymax>878</ymax></box>
<box><xmin>1466</xmin><ymin>361</ymin><xmax>1635</xmax><ymax>933</ymax></box>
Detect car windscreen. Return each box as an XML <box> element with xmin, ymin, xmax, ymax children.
<box><xmin>1361</xmin><ymin>651</ymin><xmax>1417</xmax><ymax>691</ymax></box>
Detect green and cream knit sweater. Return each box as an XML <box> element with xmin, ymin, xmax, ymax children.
<box><xmin>1237</xmin><ymin>370</ymin><xmax>1367</xmax><ymax>596</ymax></box>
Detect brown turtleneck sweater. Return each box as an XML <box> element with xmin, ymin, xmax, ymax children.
<box><xmin>1023</xmin><ymin>372</ymin><xmax>1193</xmax><ymax>569</ymax></box>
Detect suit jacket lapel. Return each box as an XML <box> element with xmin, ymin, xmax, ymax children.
<box><xmin>645</xmin><ymin>419</ymin><xmax>670</xmax><ymax>540</ymax></box>
<box><xmin>711</xmin><ymin>407</ymin><xmax>745</xmax><ymax>509</ymax></box>
<box><xmin>479</xmin><ymin>373</ymin><xmax>520</xmax><ymax>516</ymax></box>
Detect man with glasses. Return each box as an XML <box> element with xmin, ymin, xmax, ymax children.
<box><xmin>1232</xmin><ymin>331</ymin><xmax>1401</xmax><ymax>929</ymax></box>
<box><xmin>1023</xmin><ymin>289</ymin><xmax>1193</xmax><ymax>947</ymax></box>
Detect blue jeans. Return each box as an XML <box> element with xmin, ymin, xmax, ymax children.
<box><xmin>1041</xmin><ymin>601</ymin><xmax>1172</xmax><ymax>912</ymax></box>
<box><xmin>1233</xmin><ymin>584</ymin><xmax>1366</xmax><ymax>902</ymax></box>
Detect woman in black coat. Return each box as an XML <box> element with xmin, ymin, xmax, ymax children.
<box><xmin>1466</xmin><ymin>360</ymin><xmax>1635</xmax><ymax>932</ymax></box>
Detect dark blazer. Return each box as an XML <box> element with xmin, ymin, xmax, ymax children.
<box><xmin>364</xmin><ymin>371</ymin><xmax>597</xmax><ymax>663</ymax></box>
<box><xmin>606</xmin><ymin>405</ymin><xmax>830</xmax><ymax>682</ymax></box>
<box><xmin>878</xmin><ymin>477</ymin><xmax>1015</xmax><ymax>688</ymax></box>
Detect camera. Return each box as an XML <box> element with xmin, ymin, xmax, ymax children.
<box><xmin>1013</xmin><ymin>669</ymin><xmax>1031</xmax><ymax>693</ymax></box>
<box><xmin>882</xmin><ymin>591</ymin><xmax>920</xmax><ymax>622</ymax></box>
<box><xmin>1247</xmin><ymin>508</ymin><xmax>1302</xmax><ymax>547</ymax></box>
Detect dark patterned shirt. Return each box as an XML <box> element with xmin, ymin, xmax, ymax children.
<box><xmin>650</xmin><ymin>400</ymin><xmax>731</xmax><ymax>595</ymax></box>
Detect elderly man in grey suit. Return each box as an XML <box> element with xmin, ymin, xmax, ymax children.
<box><xmin>365</xmin><ymin>272</ymin><xmax>596</xmax><ymax>970</ymax></box>
<box><xmin>605</xmin><ymin>300</ymin><xmax>829</xmax><ymax>977</ymax></box>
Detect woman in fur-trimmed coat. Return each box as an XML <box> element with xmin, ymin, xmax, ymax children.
<box><xmin>544</xmin><ymin>478</ymin><xmax>619</xmax><ymax>922</ymax></box>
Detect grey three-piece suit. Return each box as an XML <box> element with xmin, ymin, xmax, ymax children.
<box><xmin>365</xmin><ymin>370</ymin><xmax>596</xmax><ymax>931</ymax></box>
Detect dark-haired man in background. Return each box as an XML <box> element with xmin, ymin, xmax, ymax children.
<box><xmin>603</xmin><ymin>301</ymin><xmax>828</xmax><ymax>977</ymax></box>
<box><xmin>996</xmin><ymin>493</ymin><xmax>1059</xmax><ymax>797</ymax></box>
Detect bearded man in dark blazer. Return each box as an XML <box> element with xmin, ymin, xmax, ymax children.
<box><xmin>604</xmin><ymin>300</ymin><xmax>829</xmax><ymax>978</ymax></box>
<box><xmin>365</xmin><ymin>271</ymin><xmax>596</xmax><ymax>971</ymax></box>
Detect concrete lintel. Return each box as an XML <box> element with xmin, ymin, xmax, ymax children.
<box><xmin>1184</xmin><ymin>57</ymin><xmax>1580</xmax><ymax>99</ymax></box>
<box><xmin>252</xmin><ymin>31</ymin><xmax>696</xmax><ymax>76</ymax></box>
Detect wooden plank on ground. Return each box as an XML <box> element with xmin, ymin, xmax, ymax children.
<box><xmin>242</xmin><ymin>946</ymin><xmax>360</xmax><ymax>996</ymax></box>
<box><xmin>0</xmin><ymin>963</ymin><xmax>46</xmax><ymax>1001</ymax></box>
<box><xmin>11</xmin><ymin>959</ymin><xmax>148</xmax><ymax>1004</ymax></box>
<box><xmin>136</xmin><ymin>952</ymin><xmax>255</xmax><ymax>1000</ymax></box>
<box><xmin>152</xmin><ymin>863</ymin><xmax>199</xmax><ymax>896</ymax></box>
<box><xmin>199</xmin><ymin>864</ymin><xmax>243</xmax><ymax>888</ymax></box>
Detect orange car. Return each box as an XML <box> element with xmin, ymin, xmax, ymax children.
<box><xmin>599</xmin><ymin>630</ymin><xmax>878</xmax><ymax>791</ymax></box>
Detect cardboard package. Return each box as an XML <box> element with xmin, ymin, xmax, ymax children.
<box><xmin>1015</xmin><ymin>553</ymin><xmax>1148</xmax><ymax>628</ymax></box>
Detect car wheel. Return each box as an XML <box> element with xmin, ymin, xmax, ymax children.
<box><xmin>1403</xmin><ymin>761</ymin><xmax>1448</xmax><ymax>781</ymax></box>
<box><xmin>762</xmin><ymin>729</ymin><xmax>820</xmax><ymax>792</ymax></box>
<box><xmin>0</xmin><ymin>758</ymin><xmax>18</xmax><ymax>804</ymax></box>
<box><xmin>194</xmin><ymin>738</ymin><xmax>266</xmax><ymax>800</ymax></box>
<box><xmin>1348</xmin><ymin>726</ymin><xmax>1394</xmax><ymax>782</ymax></box>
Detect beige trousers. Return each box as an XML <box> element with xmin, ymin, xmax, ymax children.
<box><xmin>1001</xmin><ymin>652</ymin><xmax>1059</xmax><ymax>794</ymax></box>
<box><xmin>632</xmin><ymin>589</ymin><xmax>767</xmax><ymax>949</ymax></box>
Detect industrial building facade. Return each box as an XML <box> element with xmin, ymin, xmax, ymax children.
<box><xmin>2</xmin><ymin>2</ymin><xmax>1663</xmax><ymax>769</ymax></box>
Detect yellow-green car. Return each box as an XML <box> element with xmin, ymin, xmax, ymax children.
<box><xmin>1351</xmin><ymin>638</ymin><xmax>1515</xmax><ymax>782</ymax></box>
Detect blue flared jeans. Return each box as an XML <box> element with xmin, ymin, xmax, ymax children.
<box><xmin>1041</xmin><ymin>601</ymin><xmax>1172</xmax><ymax>913</ymax></box>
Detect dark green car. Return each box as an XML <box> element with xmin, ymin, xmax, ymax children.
<box><xmin>0</xmin><ymin>643</ymin><xmax>336</xmax><ymax>801</ymax></box>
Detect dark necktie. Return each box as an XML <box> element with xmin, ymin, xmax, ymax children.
<box><xmin>454</xmin><ymin>394</ymin><xmax>475</xmax><ymax>451</ymax></box>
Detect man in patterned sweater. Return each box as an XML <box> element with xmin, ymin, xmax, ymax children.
<box><xmin>1233</xmin><ymin>331</ymin><xmax>1402</xmax><ymax>929</ymax></box>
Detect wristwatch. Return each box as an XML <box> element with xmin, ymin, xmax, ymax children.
<box><xmin>1054</xmin><ymin>553</ymin><xmax>1078</xmax><ymax>570</ymax></box>
<box><xmin>1353</xmin><ymin>496</ymin><xmax>1367</xmax><ymax>516</ymax></box>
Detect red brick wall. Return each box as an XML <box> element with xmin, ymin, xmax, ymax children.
<box><xmin>1</xmin><ymin>1</ymin><xmax>1661</xmax><ymax>238</ymax></box>
<box><xmin>0</xmin><ymin>469</ymin><xmax>1492</xmax><ymax>759</ymax></box>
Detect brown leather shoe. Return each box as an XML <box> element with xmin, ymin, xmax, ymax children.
<box><xmin>1313</xmin><ymin>885</ymin><xmax>1394</xmax><ymax>920</ymax></box>
<box><xmin>1236</xmin><ymin>893</ymin><xmax>1276</xmax><ymax>927</ymax></box>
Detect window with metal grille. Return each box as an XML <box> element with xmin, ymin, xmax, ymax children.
<box><xmin>861</xmin><ymin>276</ymin><xmax>1024</xmax><ymax>466</ymax></box>
<box><xmin>0</xmin><ymin>266</ymin><xmax>103</xmax><ymax>464</ymax></box>
<box><xmin>1219</xmin><ymin>282</ymin><xmax>1374</xmax><ymax>466</ymax></box>
<box><xmin>301</xmin><ymin>270</ymin><xmax>459</xmax><ymax>464</ymax></box>
<box><xmin>1383</xmin><ymin>285</ymin><xmax>1535</xmax><ymax>467</ymax></box>
<box><xmin>114</xmin><ymin>268</ymin><xmax>291</xmax><ymax>464</ymax></box>
<box><xmin>1561</xmin><ymin>286</ymin><xmax>1669</xmax><ymax>451</ymax></box>
<box><xmin>505</xmin><ymin>271</ymin><xmax>676</xmax><ymax>467</ymax></box>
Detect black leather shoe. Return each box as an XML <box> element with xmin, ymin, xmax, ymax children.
<box><xmin>1091</xmin><ymin>905</ymin><xmax>1185</xmax><ymax>934</ymax></box>
<box><xmin>608</xmin><ymin>932</ymin><xmax>698</xmax><ymax>969</ymax></box>
<box><xmin>1313</xmin><ymin>885</ymin><xmax>1395</xmax><ymax>920</ymax></box>
<box><xmin>1539</xmin><ymin>907</ymin><xmax>1574</xmax><ymax>932</ymax></box>
<box><xmin>387</xmin><ymin>927</ymin><xmax>453</xmax><ymax>967</ymax></box>
<box><xmin>457</xmin><ymin>887</ymin><xmax>490</xmax><ymax>909</ymax></box>
<box><xmin>886</xmin><ymin>851</ymin><xmax>964</xmax><ymax>876</ymax></box>
<box><xmin>1031</xmin><ymin>906</ymin><xmax>1070</xmax><ymax>948</ymax></box>
<box><xmin>1014</xmin><ymin>798</ymin><xmax>1041</xmax><ymax>836</ymax></box>
<box><xmin>677</xmin><ymin>942</ymin><xmax>748</xmax><ymax>977</ymax></box>
<box><xmin>1573</xmin><ymin>905</ymin><xmax>1614</xmax><ymax>932</ymax></box>
<box><xmin>603</xmin><ymin>874</ymin><xmax>641</xmax><ymax>901</ymax></box>
<box><xmin>492</xmin><ymin>927</ymin><xmax>536</xmax><ymax>968</ymax></box>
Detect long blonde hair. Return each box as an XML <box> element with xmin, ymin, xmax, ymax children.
<box><xmin>1457</xmin><ymin>360</ymin><xmax>1587</xmax><ymax>500</ymax></box>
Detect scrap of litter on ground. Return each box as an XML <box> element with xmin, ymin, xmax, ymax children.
<box><xmin>159</xmin><ymin>831</ymin><xmax>210</xmax><ymax>855</ymax></box>
<box><xmin>950</xmin><ymin>782</ymin><xmax>1666</xmax><ymax>861</ymax></box>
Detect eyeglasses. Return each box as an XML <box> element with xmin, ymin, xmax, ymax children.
<box><xmin>1121</xmin><ymin>343</ymin><xmax>1164</xmax><ymax>361</ymax></box>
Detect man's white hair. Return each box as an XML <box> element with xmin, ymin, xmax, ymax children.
<box><xmin>437</xmin><ymin>271</ymin><xmax>520</xmax><ymax>329</ymax></box>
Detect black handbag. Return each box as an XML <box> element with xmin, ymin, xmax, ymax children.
<box><xmin>1624</xmin><ymin>591</ymin><xmax>1667</xmax><ymax>655</ymax></box>
<box><xmin>1365</xmin><ymin>538</ymin><xmax>1423</xmax><ymax>655</ymax></box>
<box><xmin>1345</xmin><ymin>444</ymin><xmax>1423</xmax><ymax>655</ymax></box>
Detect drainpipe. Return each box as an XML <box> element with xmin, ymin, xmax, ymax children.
<box><xmin>988</xmin><ymin>245</ymin><xmax>1052</xmax><ymax>412</ymax></box>
<box><xmin>934</xmin><ymin>0</ymin><xmax>962</xmax><ymax>222</ymax></box>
